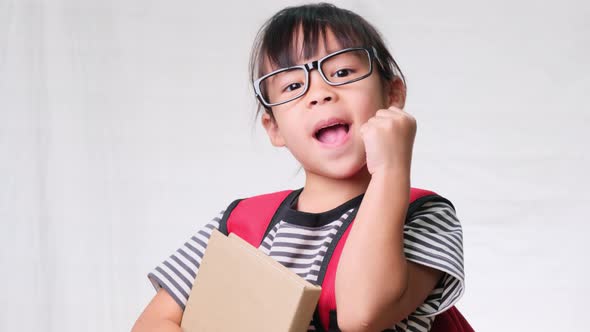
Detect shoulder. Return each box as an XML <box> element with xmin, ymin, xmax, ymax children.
<box><xmin>220</xmin><ymin>189</ymin><xmax>300</xmax><ymax>217</ymax></box>
<box><xmin>407</xmin><ymin>188</ymin><xmax>457</xmax><ymax>223</ymax></box>
<box><xmin>218</xmin><ymin>188</ymin><xmax>299</xmax><ymax>235</ymax></box>
<box><xmin>404</xmin><ymin>189</ymin><xmax>462</xmax><ymax>244</ymax></box>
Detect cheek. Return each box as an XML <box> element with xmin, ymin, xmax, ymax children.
<box><xmin>349</xmin><ymin>78</ymin><xmax>388</xmax><ymax>107</ymax></box>
<box><xmin>273</xmin><ymin>114</ymin><xmax>307</xmax><ymax>144</ymax></box>
<box><xmin>349</xmin><ymin>88</ymin><xmax>386</xmax><ymax>118</ymax></box>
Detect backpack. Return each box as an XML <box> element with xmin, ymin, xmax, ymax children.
<box><xmin>217</xmin><ymin>188</ymin><xmax>474</xmax><ymax>332</ymax></box>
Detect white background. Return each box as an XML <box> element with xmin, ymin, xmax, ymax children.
<box><xmin>1</xmin><ymin>0</ymin><xmax>588</xmax><ymax>331</ymax></box>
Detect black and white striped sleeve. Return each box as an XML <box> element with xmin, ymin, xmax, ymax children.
<box><xmin>147</xmin><ymin>210</ymin><xmax>224</xmax><ymax>310</ymax></box>
<box><xmin>403</xmin><ymin>200</ymin><xmax>465</xmax><ymax>317</ymax></box>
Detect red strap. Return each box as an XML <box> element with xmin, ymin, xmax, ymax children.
<box><xmin>226</xmin><ymin>190</ymin><xmax>293</xmax><ymax>247</ymax></box>
<box><xmin>316</xmin><ymin>222</ymin><xmax>352</xmax><ymax>329</ymax></box>
<box><xmin>410</xmin><ymin>187</ymin><xmax>436</xmax><ymax>202</ymax></box>
<box><xmin>431</xmin><ymin>306</ymin><xmax>475</xmax><ymax>332</ymax></box>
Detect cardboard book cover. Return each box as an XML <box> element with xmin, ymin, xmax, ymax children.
<box><xmin>180</xmin><ymin>229</ymin><xmax>322</xmax><ymax>332</ymax></box>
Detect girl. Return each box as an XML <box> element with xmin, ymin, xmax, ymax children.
<box><xmin>133</xmin><ymin>3</ymin><xmax>470</xmax><ymax>332</ymax></box>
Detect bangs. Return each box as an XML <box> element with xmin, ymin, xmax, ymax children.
<box><xmin>264</xmin><ymin>18</ymin><xmax>358</xmax><ymax>73</ymax></box>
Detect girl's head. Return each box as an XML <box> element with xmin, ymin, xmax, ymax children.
<box><xmin>250</xmin><ymin>3</ymin><xmax>406</xmax><ymax>119</ymax></box>
<box><xmin>249</xmin><ymin>3</ymin><xmax>407</xmax><ymax>179</ymax></box>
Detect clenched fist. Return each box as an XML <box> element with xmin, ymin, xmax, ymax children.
<box><xmin>359</xmin><ymin>106</ymin><xmax>417</xmax><ymax>176</ymax></box>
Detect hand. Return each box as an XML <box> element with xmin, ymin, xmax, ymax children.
<box><xmin>359</xmin><ymin>106</ymin><xmax>417</xmax><ymax>175</ymax></box>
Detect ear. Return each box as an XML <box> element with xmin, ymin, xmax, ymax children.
<box><xmin>261</xmin><ymin>112</ymin><xmax>286</xmax><ymax>147</ymax></box>
<box><xmin>386</xmin><ymin>77</ymin><xmax>407</xmax><ymax>109</ymax></box>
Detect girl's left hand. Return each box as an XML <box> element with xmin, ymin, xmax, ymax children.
<box><xmin>359</xmin><ymin>106</ymin><xmax>417</xmax><ymax>175</ymax></box>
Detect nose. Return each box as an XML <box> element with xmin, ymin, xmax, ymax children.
<box><xmin>306</xmin><ymin>70</ymin><xmax>336</xmax><ymax>107</ymax></box>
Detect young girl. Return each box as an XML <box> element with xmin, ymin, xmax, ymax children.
<box><xmin>133</xmin><ymin>3</ymin><xmax>469</xmax><ymax>332</ymax></box>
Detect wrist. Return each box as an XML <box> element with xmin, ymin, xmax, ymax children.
<box><xmin>369</xmin><ymin>167</ymin><xmax>411</xmax><ymax>197</ymax></box>
<box><xmin>370</xmin><ymin>165</ymin><xmax>411</xmax><ymax>181</ymax></box>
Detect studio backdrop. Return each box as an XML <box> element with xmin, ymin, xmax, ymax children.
<box><xmin>1</xmin><ymin>0</ymin><xmax>588</xmax><ymax>331</ymax></box>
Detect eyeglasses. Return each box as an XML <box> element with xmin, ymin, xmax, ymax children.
<box><xmin>253</xmin><ymin>46</ymin><xmax>382</xmax><ymax>107</ymax></box>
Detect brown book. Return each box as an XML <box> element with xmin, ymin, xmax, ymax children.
<box><xmin>181</xmin><ymin>229</ymin><xmax>322</xmax><ymax>332</ymax></box>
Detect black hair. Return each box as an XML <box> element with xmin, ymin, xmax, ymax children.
<box><xmin>249</xmin><ymin>2</ymin><xmax>406</xmax><ymax>120</ymax></box>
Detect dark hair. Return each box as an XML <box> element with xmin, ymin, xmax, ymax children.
<box><xmin>249</xmin><ymin>2</ymin><xmax>406</xmax><ymax>120</ymax></box>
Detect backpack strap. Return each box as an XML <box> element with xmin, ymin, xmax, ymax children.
<box><xmin>431</xmin><ymin>306</ymin><xmax>474</xmax><ymax>332</ymax></box>
<box><xmin>217</xmin><ymin>189</ymin><xmax>296</xmax><ymax>247</ymax></box>
<box><xmin>311</xmin><ymin>207</ymin><xmax>357</xmax><ymax>331</ymax></box>
<box><xmin>407</xmin><ymin>188</ymin><xmax>456</xmax><ymax>219</ymax></box>
<box><xmin>217</xmin><ymin>199</ymin><xmax>242</xmax><ymax>235</ymax></box>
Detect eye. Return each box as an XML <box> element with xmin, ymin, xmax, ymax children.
<box><xmin>333</xmin><ymin>69</ymin><xmax>354</xmax><ymax>78</ymax></box>
<box><xmin>283</xmin><ymin>82</ymin><xmax>303</xmax><ymax>93</ymax></box>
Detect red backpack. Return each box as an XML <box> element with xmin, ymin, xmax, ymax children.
<box><xmin>217</xmin><ymin>188</ymin><xmax>474</xmax><ymax>332</ymax></box>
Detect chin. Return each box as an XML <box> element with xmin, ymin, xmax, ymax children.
<box><xmin>308</xmin><ymin>158</ymin><xmax>369</xmax><ymax>180</ymax></box>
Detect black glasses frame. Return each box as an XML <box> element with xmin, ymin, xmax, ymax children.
<box><xmin>253</xmin><ymin>46</ymin><xmax>383</xmax><ymax>107</ymax></box>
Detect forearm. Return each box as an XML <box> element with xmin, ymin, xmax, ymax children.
<box><xmin>335</xmin><ymin>168</ymin><xmax>410</xmax><ymax>330</ymax></box>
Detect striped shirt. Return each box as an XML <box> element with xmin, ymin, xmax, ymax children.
<box><xmin>148</xmin><ymin>190</ymin><xmax>465</xmax><ymax>331</ymax></box>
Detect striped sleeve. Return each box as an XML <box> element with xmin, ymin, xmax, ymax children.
<box><xmin>403</xmin><ymin>200</ymin><xmax>465</xmax><ymax>317</ymax></box>
<box><xmin>147</xmin><ymin>210</ymin><xmax>224</xmax><ymax>310</ymax></box>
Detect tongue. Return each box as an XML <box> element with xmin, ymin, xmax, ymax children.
<box><xmin>317</xmin><ymin>125</ymin><xmax>347</xmax><ymax>144</ymax></box>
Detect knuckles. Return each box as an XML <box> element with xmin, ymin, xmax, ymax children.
<box><xmin>369</xmin><ymin>108</ymin><xmax>417</xmax><ymax>133</ymax></box>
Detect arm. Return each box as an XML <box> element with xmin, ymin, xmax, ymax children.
<box><xmin>336</xmin><ymin>107</ymin><xmax>442</xmax><ymax>331</ymax></box>
<box><xmin>131</xmin><ymin>289</ymin><xmax>183</xmax><ymax>332</ymax></box>
<box><xmin>335</xmin><ymin>170</ymin><xmax>442</xmax><ymax>332</ymax></box>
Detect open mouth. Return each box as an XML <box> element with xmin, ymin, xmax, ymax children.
<box><xmin>314</xmin><ymin>123</ymin><xmax>351</xmax><ymax>145</ymax></box>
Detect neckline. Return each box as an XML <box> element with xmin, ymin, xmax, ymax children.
<box><xmin>277</xmin><ymin>187</ymin><xmax>365</xmax><ymax>228</ymax></box>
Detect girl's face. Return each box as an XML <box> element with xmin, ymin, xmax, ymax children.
<box><xmin>261</xmin><ymin>28</ymin><xmax>404</xmax><ymax>179</ymax></box>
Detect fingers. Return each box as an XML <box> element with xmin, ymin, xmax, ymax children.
<box><xmin>373</xmin><ymin>108</ymin><xmax>414</xmax><ymax>122</ymax></box>
<box><xmin>361</xmin><ymin>107</ymin><xmax>415</xmax><ymax>136</ymax></box>
<box><xmin>375</xmin><ymin>106</ymin><xmax>404</xmax><ymax>117</ymax></box>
